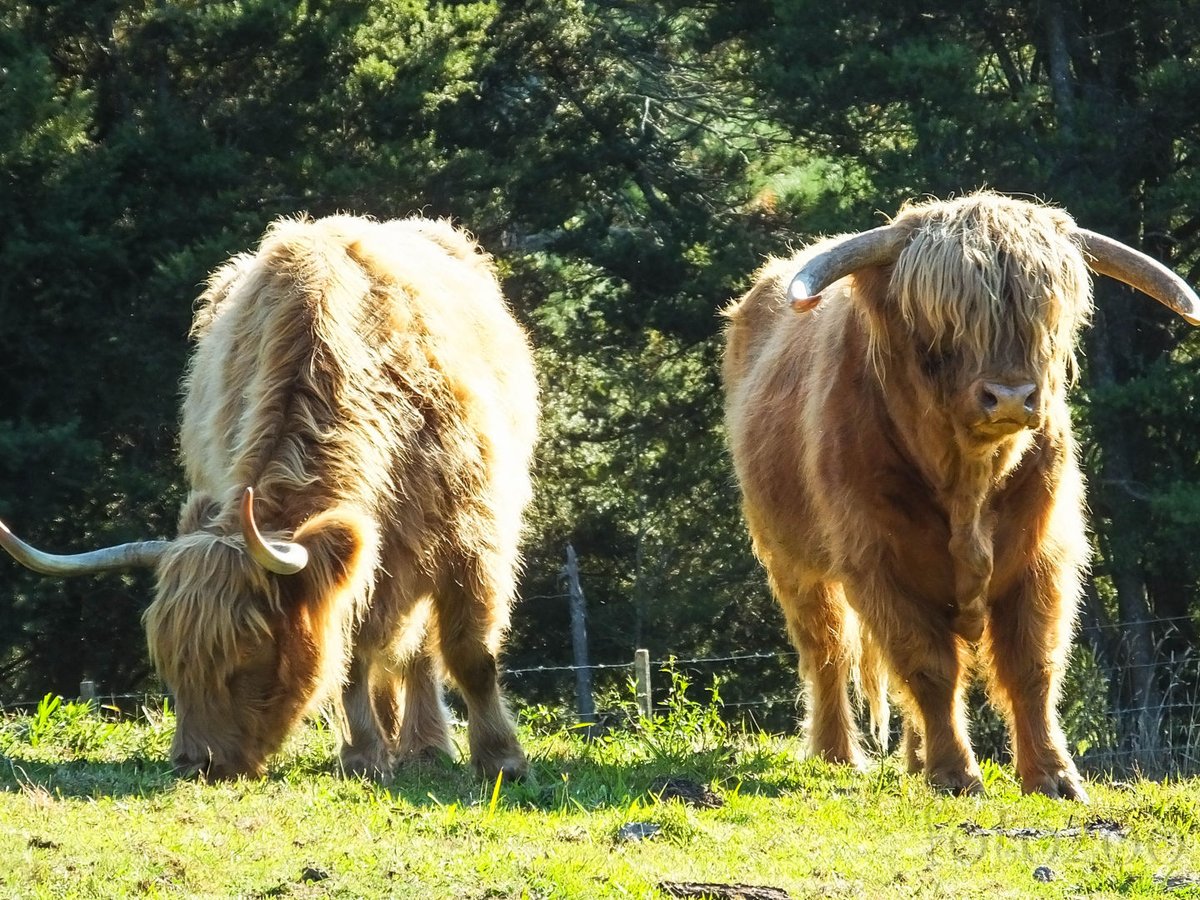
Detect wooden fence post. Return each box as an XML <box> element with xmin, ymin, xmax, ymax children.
<box><xmin>634</xmin><ymin>648</ymin><xmax>652</xmax><ymax>717</ymax></box>
<box><xmin>79</xmin><ymin>680</ymin><xmax>96</xmax><ymax>705</ymax></box>
<box><xmin>563</xmin><ymin>544</ymin><xmax>596</xmax><ymax>728</ymax></box>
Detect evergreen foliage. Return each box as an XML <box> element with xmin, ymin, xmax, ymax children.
<box><xmin>1</xmin><ymin>2</ymin><xmax>1197</xmax><ymax>769</ymax></box>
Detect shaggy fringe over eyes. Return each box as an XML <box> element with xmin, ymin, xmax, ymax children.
<box><xmin>884</xmin><ymin>192</ymin><xmax>1094</xmax><ymax>380</ymax></box>
<box><xmin>144</xmin><ymin>532</ymin><xmax>281</xmax><ymax>695</ymax></box>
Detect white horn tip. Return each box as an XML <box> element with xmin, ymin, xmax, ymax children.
<box><xmin>787</xmin><ymin>274</ymin><xmax>823</xmax><ymax>313</ymax></box>
<box><xmin>786</xmin><ymin>272</ymin><xmax>811</xmax><ymax>302</ymax></box>
<box><xmin>241</xmin><ymin>487</ymin><xmax>309</xmax><ymax>575</ymax></box>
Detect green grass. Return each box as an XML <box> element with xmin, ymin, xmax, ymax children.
<box><xmin>0</xmin><ymin>690</ymin><xmax>1197</xmax><ymax>899</ymax></box>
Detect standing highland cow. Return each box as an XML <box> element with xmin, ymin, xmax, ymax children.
<box><xmin>722</xmin><ymin>192</ymin><xmax>1199</xmax><ymax>801</ymax></box>
<box><xmin>0</xmin><ymin>214</ymin><xmax>539</xmax><ymax>781</ymax></box>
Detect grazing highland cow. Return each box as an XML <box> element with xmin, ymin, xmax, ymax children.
<box><xmin>722</xmin><ymin>192</ymin><xmax>1199</xmax><ymax>801</ymax></box>
<box><xmin>0</xmin><ymin>215</ymin><xmax>539</xmax><ymax>781</ymax></box>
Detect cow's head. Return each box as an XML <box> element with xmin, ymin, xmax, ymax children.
<box><xmin>787</xmin><ymin>193</ymin><xmax>1200</xmax><ymax>450</ymax></box>
<box><xmin>0</xmin><ymin>487</ymin><xmax>373</xmax><ymax>779</ymax></box>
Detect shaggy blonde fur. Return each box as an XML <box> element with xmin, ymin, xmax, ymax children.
<box><xmin>144</xmin><ymin>215</ymin><xmax>538</xmax><ymax>780</ymax></box>
<box><xmin>886</xmin><ymin>194</ymin><xmax>1091</xmax><ymax>380</ymax></box>
<box><xmin>723</xmin><ymin>192</ymin><xmax>1096</xmax><ymax>800</ymax></box>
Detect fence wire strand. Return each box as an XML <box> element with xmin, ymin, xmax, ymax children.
<box><xmin>3</xmin><ymin>628</ymin><xmax>1198</xmax><ymax>777</ymax></box>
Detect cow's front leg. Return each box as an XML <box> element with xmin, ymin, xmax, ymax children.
<box><xmin>434</xmin><ymin>567</ymin><xmax>527</xmax><ymax>781</ymax></box>
<box><xmin>862</xmin><ymin>587</ymin><xmax>980</xmax><ymax>794</ymax></box>
<box><xmin>985</xmin><ymin>579</ymin><xmax>1089</xmax><ymax>802</ymax></box>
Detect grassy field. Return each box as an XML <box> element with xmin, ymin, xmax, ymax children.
<box><xmin>0</xmin><ymin>687</ymin><xmax>1197</xmax><ymax>899</ymax></box>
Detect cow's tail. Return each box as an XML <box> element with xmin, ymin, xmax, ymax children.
<box><xmin>854</xmin><ymin>628</ymin><xmax>891</xmax><ymax>754</ymax></box>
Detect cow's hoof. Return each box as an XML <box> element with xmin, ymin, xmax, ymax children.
<box><xmin>472</xmin><ymin>748</ymin><xmax>529</xmax><ymax>782</ymax></box>
<box><xmin>396</xmin><ymin>744</ymin><xmax>455</xmax><ymax>770</ymax></box>
<box><xmin>1024</xmin><ymin>769</ymin><xmax>1090</xmax><ymax>803</ymax></box>
<box><xmin>340</xmin><ymin>749</ymin><xmax>393</xmax><ymax>780</ymax></box>
<box><xmin>927</xmin><ymin>767</ymin><xmax>984</xmax><ymax>796</ymax></box>
<box><xmin>814</xmin><ymin>744</ymin><xmax>868</xmax><ymax>772</ymax></box>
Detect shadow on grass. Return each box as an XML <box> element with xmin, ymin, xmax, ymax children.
<box><xmin>0</xmin><ymin>754</ymin><xmax>179</xmax><ymax>798</ymax></box>
<box><xmin>259</xmin><ymin>724</ymin><xmax>894</xmax><ymax>813</ymax></box>
<box><xmin>0</xmin><ymin>722</ymin><xmax>854</xmax><ymax>810</ymax></box>
<box><xmin>0</xmin><ymin>685</ymin><xmax>906</xmax><ymax>808</ymax></box>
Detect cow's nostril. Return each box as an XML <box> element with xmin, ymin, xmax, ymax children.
<box><xmin>979</xmin><ymin>381</ymin><xmax>1037</xmax><ymax>422</ymax></box>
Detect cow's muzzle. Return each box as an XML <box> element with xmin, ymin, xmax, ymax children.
<box><xmin>975</xmin><ymin>380</ymin><xmax>1038</xmax><ymax>433</ymax></box>
<box><xmin>173</xmin><ymin>749</ymin><xmax>263</xmax><ymax>781</ymax></box>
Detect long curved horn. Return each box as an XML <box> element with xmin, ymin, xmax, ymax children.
<box><xmin>0</xmin><ymin>518</ymin><xmax>169</xmax><ymax>576</ymax></box>
<box><xmin>786</xmin><ymin>224</ymin><xmax>910</xmax><ymax>311</ymax></box>
<box><xmin>1077</xmin><ymin>230</ymin><xmax>1200</xmax><ymax>325</ymax></box>
<box><xmin>241</xmin><ymin>487</ymin><xmax>309</xmax><ymax>575</ymax></box>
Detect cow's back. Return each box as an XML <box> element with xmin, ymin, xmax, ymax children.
<box><xmin>179</xmin><ymin>215</ymin><xmax>537</xmax><ymax>548</ymax></box>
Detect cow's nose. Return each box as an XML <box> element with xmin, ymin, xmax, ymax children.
<box><xmin>978</xmin><ymin>381</ymin><xmax>1038</xmax><ymax>424</ymax></box>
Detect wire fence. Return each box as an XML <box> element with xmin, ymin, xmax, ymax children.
<box><xmin>2</xmin><ymin>623</ymin><xmax>1197</xmax><ymax>779</ymax></box>
<box><xmin>505</xmin><ymin>636</ymin><xmax>1200</xmax><ymax>779</ymax></box>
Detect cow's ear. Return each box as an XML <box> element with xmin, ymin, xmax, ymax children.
<box><xmin>271</xmin><ymin>508</ymin><xmax>379</xmax><ymax>710</ymax></box>
<box><xmin>849</xmin><ymin>265</ymin><xmax>894</xmax><ymax>319</ymax></box>
<box><xmin>284</xmin><ymin>507</ymin><xmax>380</xmax><ymax>614</ymax></box>
<box><xmin>849</xmin><ymin>265</ymin><xmax>903</xmax><ymax>362</ymax></box>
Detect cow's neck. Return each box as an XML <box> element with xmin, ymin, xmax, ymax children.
<box><xmin>883</xmin><ymin>380</ymin><xmax>1035</xmax><ymax>640</ymax></box>
<box><xmin>944</xmin><ymin>427</ymin><xmax>1037</xmax><ymax>640</ymax></box>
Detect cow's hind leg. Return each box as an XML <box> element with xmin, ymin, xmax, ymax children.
<box><xmin>985</xmin><ymin>576</ymin><xmax>1088</xmax><ymax>802</ymax></box>
<box><xmin>902</xmin><ymin>720</ymin><xmax>926</xmax><ymax>777</ymax></box>
<box><xmin>775</xmin><ymin>575</ymin><xmax>865</xmax><ymax>767</ymax></box>
<box><xmin>393</xmin><ymin>648</ymin><xmax>455</xmax><ymax>765</ymax></box>
<box><xmin>342</xmin><ymin>648</ymin><xmax>455</xmax><ymax>777</ymax></box>
<box><xmin>341</xmin><ymin>591</ymin><xmax>444</xmax><ymax>778</ymax></box>
<box><xmin>433</xmin><ymin>562</ymin><xmax>527</xmax><ymax>781</ymax></box>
